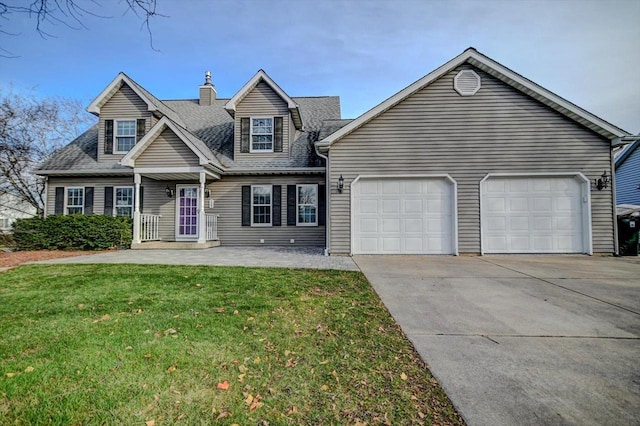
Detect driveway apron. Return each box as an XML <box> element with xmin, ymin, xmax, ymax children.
<box><xmin>355</xmin><ymin>255</ymin><xmax>640</xmax><ymax>426</ymax></box>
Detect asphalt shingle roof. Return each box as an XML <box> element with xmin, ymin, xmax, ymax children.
<box><xmin>39</xmin><ymin>86</ymin><xmax>341</xmax><ymax>173</ymax></box>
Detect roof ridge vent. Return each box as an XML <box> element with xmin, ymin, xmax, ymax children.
<box><xmin>454</xmin><ymin>69</ymin><xmax>481</xmax><ymax>96</ymax></box>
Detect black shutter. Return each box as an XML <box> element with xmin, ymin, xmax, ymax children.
<box><xmin>318</xmin><ymin>184</ymin><xmax>326</xmax><ymax>226</ymax></box>
<box><xmin>84</xmin><ymin>187</ymin><xmax>94</xmax><ymax>216</ymax></box>
<box><xmin>104</xmin><ymin>187</ymin><xmax>114</xmax><ymax>215</ymax></box>
<box><xmin>272</xmin><ymin>185</ymin><xmax>281</xmax><ymax>226</ymax></box>
<box><xmin>241</xmin><ymin>185</ymin><xmax>251</xmax><ymax>226</ymax></box>
<box><xmin>274</xmin><ymin>116</ymin><xmax>283</xmax><ymax>152</ymax></box>
<box><xmin>136</xmin><ymin>118</ymin><xmax>146</xmax><ymax>143</ymax></box>
<box><xmin>240</xmin><ymin>118</ymin><xmax>250</xmax><ymax>153</ymax></box>
<box><xmin>104</xmin><ymin>120</ymin><xmax>114</xmax><ymax>154</ymax></box>
<box><xmin>139</xmin><ymin>186</ymin><xmax>144</xmax><ymax>214</ymax></box>
<box><xmin>287</xmin><ymin>185</ymin><xmax>296</xmax><ymax>226</ymax></box>
<box><xmin>55</xmin><ymin>187</ymin><xmax>64</xmax><ymax>215</ymax></box>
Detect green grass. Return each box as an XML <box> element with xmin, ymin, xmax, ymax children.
<box><xmin>0</xmin><ymin>264</ymin><xmax>463</xmax><ymax>425</ymax></box>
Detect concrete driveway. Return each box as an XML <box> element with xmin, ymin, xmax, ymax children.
<box><xmin>354</xmin><ymin>255</ymin><xmax>640</xmax><ymax>426</ymax></box>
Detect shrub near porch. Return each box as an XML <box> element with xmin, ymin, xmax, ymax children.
<box><xmin>0</xmin><ymin>264</ymin><xmax>463</xmax><ymax>425</ymax></box>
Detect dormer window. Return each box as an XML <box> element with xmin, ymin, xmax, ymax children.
<box><xmin>251</xmin><ymin>117</ymin><xmax>273</xmax><ymax>152</ymax></box>
<box><xmin>115</xmin><ymin>120</ymin><xmax>137</xmax><ymax>153</ymax></box>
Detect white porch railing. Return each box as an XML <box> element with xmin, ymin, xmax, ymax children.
<box><xmin>206</xmin><ymin>214</ymin><xmax>218</xmax><ymax>241</ymax></box>
<box><xmin>140</xmin><ymin>214</ymin><xmax>161</xmax><ymax>241</ymax></box>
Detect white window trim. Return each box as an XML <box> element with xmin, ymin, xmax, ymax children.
<box><xmin>64</xmin><ymin>186</ymin><xmax>85</xmax><ymax>215</ymax></box>
<box><xmin>113</xmin><ymin>119</ymin><xmax>137</xmax><ymax>154</ymax></box>
<box><xmin>251</xmin><ymin>184</ymin><xmax>272</xmax><ymax>227</ymax></box>
<box><xmin>249</xmin><ymin>117</ymin><xmax>274</xmax><ymax>153</ymax></box>
<box><xmin>113</xmin><ymin>186</ymin><xmax>134</xmax><ymax>218</ymax></box>
<box><xmin>296</xmin><ymin>184</ymin><xmax>318</xmax><ymax>226</ymax></box>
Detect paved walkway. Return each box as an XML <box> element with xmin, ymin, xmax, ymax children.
<box><xmin>33</xmin><ymin>246</ymin><xmax>359</xmax><ymax>271</ymax></box>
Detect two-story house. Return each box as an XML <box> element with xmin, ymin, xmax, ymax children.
<box><xmin>37</xmin><ymin>49</ymin><xmax>635</xmax><ymax>255</ymax></box>
<box><xmin>37</xmin><ymin>70</ymin><xmax>338</xmax><ymax>248</ymax></box>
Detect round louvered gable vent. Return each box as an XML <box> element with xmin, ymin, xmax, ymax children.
<box><xmin>454</xmin><ymin>69</ymin><xmax>481</xmax><ymax>96</ymax></box>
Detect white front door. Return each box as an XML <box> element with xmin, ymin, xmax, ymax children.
<box><xmin>175</xmin><ymin>185</ymin><xmax>199</xmax><ymax>240</ymax></box>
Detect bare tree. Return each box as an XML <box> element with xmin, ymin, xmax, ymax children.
<box><xmin>0</xmin><ymin>88</ymin><xmax>95</xmax><ymax>215</ymax></box>
<box><xmin>0</xmin><ymin>0</ymin><xmax>163</xmax><ymax>57</ymax></box>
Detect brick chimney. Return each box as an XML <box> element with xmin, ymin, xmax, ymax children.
<box><xmin>199</xmin><ymin>71</ymin><xmax>217</xmax><ymax>106</ymax></box>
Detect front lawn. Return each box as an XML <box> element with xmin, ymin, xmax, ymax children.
<box><xmin>0</xmin><ymin>264</ymin><xmax>463</xmax><ymax>425</ymax></box>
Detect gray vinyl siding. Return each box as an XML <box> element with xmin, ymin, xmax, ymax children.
<box><xmin>46</xmin><ymin>176</ymin><xmax>134</xmax><ymax>216</ymax></box>
<box><xmin>98</xmin><ymin>83</ymin><xmax>152</xmax><ymax>163</ymax></box>
<box><xmin>210</xmin><ymin>175</ymin><xmax>324</xmax><ymax>246</ymax></box>
<box><xmin>615</xmin><ymin>148</ymin><xmax>640</xmax><ymax>205</ymax></box>
<box><xmin>328</xmin><ymin>64</ymin><xmax>614</xmax><ymax>254</ymax></box>
<box><xmin>136</xmin><ymin>128</ymin><xmax>200</xmax><ymax>167</ymax></box>
<box><xmin>234</xmin><ymin>81</ymin><xmax>290</xmax><ymax>162</ymax></box>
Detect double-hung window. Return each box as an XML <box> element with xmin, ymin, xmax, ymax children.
<box><xmin>297</xmin><ymin>184</ymin><xmax>318</xmax><ymax>226</ymax></box>
<box><xmin>115</xmin><ymin>120</ymin><xmax>136</xmax><ymax>153</ymax></box>
<box><xmin>250</xmin><ymin>117</ymin><xmax>273</xmax><ymax>152</ymax></box>
<box><xmin>66</xmin><ymin>187</ymin><xmax>84</xmax><ymax>215</ymax></box>
<box><xmin>114</xmin><ymin>186</ymin><xmax>134</xmax><ymax>217</ymax></box>
<box><xmin>251</xmin><ymin>185</ymin><xmax>272</xmax><ymax>226</ymax></box>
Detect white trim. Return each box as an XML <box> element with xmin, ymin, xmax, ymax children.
<box><xmin>224</xmin><ymin>167</ymin><xmax>325</xmax><ymax>175</ymax></box>
<box><xmin>64</xmin><ymin>186</ymin><xmax>85</xmax><ymax>215</ymax></box>
<box><xmin>87</xmin><ymin>73</ymin><xmax>157</xmax><ymax>115</ymax></box>
<box><xmin>225</xmin><ymin>70</ymin><xmax>298</xmax><ymax>111</ymax></box>
<box><xmin>250</xmin><ymin>184</ymin><xmax>273</xmax><ymax>227</ymax></box>
<box><xmin>317</xmin><ymin>48</ymin><xmax>627</xmax><ymax>150</ymax></box>
<box><xmin>113</xmin><ymin>186</ymin><xmax>134</xmax><ymax>218</ymax></box>
<box><xmin>113</xmin><ymin>118</ymin><xmax>138</xmax><ymax>154</ymax></box>
<box><xmin>43</xmin><ymin>177</ymin><xmax>48</xmax><ymax>218</ymax></box>
<box><xmin>175</xmin><ymin>184</ymin><xmax>199</xmax><ymax>241</ymax></box>
<box><xmin>349</xmin><ymin>174</ymin><xmax>459</xmax><ymax>256</ymax></box>
<box><xmin>296</xmin><ymin>184</ymin><xmax>319</xmax><ymax>226</ymax></box>
<box><xmin>479</xmin><ymin>172</ymin><xmax>592</xmax><ymax>255</ymax></box>
<box><xmin>36</xmin><ymin>169</ymin><xmax>133</xmax><ymax>176</ymax></box>
<box><xmin>249</xmin><ymin>116</ymin><xmax>275</xmax><ymax>153</ymax></box>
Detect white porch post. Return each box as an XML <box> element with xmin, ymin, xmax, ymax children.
<box><xmin>133</xmin><ymin>173</ymin><xmax>141</xmax><ymax>244</ymax></box>
<box><xmin>198</xmin><ymin>171</ymin><xmax>206</xmax><ymax>243</ymax></box>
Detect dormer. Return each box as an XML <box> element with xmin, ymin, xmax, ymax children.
<box><xmin>225</xmin><ymin>70</ymin><xmax>303</xmax><ymax>160</ymax></box>
<box><xmin>87</xmin><ymin>73</ymin><xmax>185</xmax><ymax>163</ymax></box>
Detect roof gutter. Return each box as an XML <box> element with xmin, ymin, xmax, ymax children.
<box><xmin>34</xmin><ymin>169</ymin><xmax>133</xmax><ymax>176</ymax></box>
<box><xmin>612</xmin><ymin>135</ymin><xmax>640</xmax><ymax>147</ymax></box>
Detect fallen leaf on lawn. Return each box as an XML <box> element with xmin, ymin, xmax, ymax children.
<box><xmin>354</xmin><ymin>420</ymin><xmax>366</xmax><ymax>426</ymax></box>
<box><xmin>238</xmin><ymin>364</ymin><xmax>248</xmax><ymax>373</ymax></box>
<box><xmin>285</xmin><ymin>358</ymin><xmax>297</xmax><ymax>368</ymax></box>
<box><xmin>6</xmin><ymin>372</ymin><xmax>16</xmax><ymax>378</ymax></box>
<box><xmin>237</xmin><ymin>374</ymin><xmax>245</xmax><ymax>382</ymax></box>
<box><xmin>172</xmin><ymin>389</ymin><xmax>181</xmax><ymax>395</ymax></box>
<box><xmin>233</xmin><ymin>310</ymin><xmax>239</xmax><ymax>315</ymax></box>
<box><xmin>319</xmin><ymin>359</ymin><xmax>330</xmax><ymax>365</ymax></box>
<box><xmin>331</xmin><ymin>370</ymin><xmax>339</xmax><ymax>383</ymax></box>
<box><xmin>92</xmin><ymin>314</ymin><xmax>111</xmax><ymax>323</ymax></box>
<box><xmin>216</xmin><ymin>380</ymin><xmax>230</xmax><ymax>390</ymax></box>
<box><xmin>145</xmin><ymin>420</ymin><xmax>155</xmax><ymax>426</ymax></box>
<box><xmin>321</xmin><ymin>385</ymin><xmax>329</xmax><ymax>391</ymax></box>
<box><xmin>216</xmin><ymin>411</ymin><xmax>231</xmax><ymax>420</ymax></box>
<box><xmin>24</xmin><ymin>366</ymin><xmax>34</xmax><ymax>373</ymax></box>
<box><xmin>127</xmin><ymin>301</ymin><xmax>133</xmax><ymax>305</ymax></box>
<box><xmin>287</xmin><ymin>406</ymin><xmax>298</xmax><ymax>415</ymax></box>
<box><xmin>144</xmin><ymin>353</ymin><xmax>152</xmax><ymax>359</ymax></box>
<box><xmin>247</xmin><ymin>316</ymin><xmax>255</xmax><ymax>322</ymax></box>
<box><xmin>400</xmin><ymin>372</ymin><xmax>408</xmax><ymax>381</ymax></box>
<box><xmin>125</xmin><ymin>346</ymin><xmax>133</xmax><ymax>351</ymax></box>
<box><xmin>245</xmin><ymin>394</ymin><xmax>254</xmax><ymax>405</ymax></box>
<box><xmin>284</xmin><ymin>350</ymin><xmax>292</xmax><ymax>356</ymax></box>
<box><xmin>253</xmin><ymin>357</ymin><xmax>261</xmax><ymax>364</ymax></box>
<box><xmin>215</xmin><ymin>307</ymin><xmax>226</xmax><ymax>313</ymax></box>
<box><xmin>77</xmin><ymin>303</ymin><xmax>85</xmax><ymax>309</ymax></box>
<box><xmin>153</xmin><ymin>332</ymin><xmax>162</xmax><ymax>338</ymax></box>
<box><xmin>166</xmin><ymin>365</ymin><xmax>177</xmax><ymax>374</ymax></box>
<box><xmin>164</xmin><ymin>328</ymin><xmax>178</xmax><ymax>335</ymax></box>
<box><xmin>250</xmin><ymin>400</ymin><xmax>263</xmax><ymax>411</ymax></box>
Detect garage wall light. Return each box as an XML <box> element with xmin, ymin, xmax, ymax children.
<box><xmin>594</xmin><ymin>170</ymin><xmax>610</xmax><ymax>191</ymax></box>
<box><xmin>165</xmin><ymin>185</ymin><xmax>174</xmax><ymax>198</ymax></box>
<box><xmin>337</xmin><ymin>175</ymin><xmax>344</xmax><ymax>193</ymax></box>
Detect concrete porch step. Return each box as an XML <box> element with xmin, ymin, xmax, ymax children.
<box><xmin>131</xmin><ymin>240</ymin><xmax>220</xmax><ymax>250</ymax></box>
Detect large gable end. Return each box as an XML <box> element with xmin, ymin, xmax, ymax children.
<box><xmin>225</xmin><ymin>70</ymin><xmax>303</xmax><ymax>130</ymax></box>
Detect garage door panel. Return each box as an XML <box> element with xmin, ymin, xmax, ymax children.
<box><xmin>482</xmin><ymin>176</ymin><xmax>586</xmax><ymax>254</ymax></box>
<box><xmin>354</xmin><ymin>177</ymin><xmax>455</xmax><ymax>254</ymax></box>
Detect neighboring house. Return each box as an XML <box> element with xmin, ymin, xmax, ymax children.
<box><xmin>0</xmin><ymin>192</ymin><xmax>37</xmax><ymax>233</ymax></box>
<box><xmin>615</xmin><ymin>139</ymin><xmax>640</xmax><ymax>206</ymax></box>
<box><xmin>37</xmin><ymin>48</ymin><xmax>634</xmax><ymax>255</ymax></box>
<box><xmin>317</xmin><ymin>48</ymin><xmax>631</xmax><ymax>255</ymax></box>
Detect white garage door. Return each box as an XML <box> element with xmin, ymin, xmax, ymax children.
<box><xmin>352</xmin><ymin>177</ymin><xmax>455</xmax><ymax>254</ymax></box>
<box><xmin>481</xmin><ymin>176</ymin><xmax>588</xmax><ymax>254</ymax></box>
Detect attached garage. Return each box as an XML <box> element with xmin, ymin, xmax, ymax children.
<box><xmin>351</xmin><ymin>176</ymin><xmax>457</xmax><ymax>254</ymax></box>
<box><xmin>481</xmin><ymin>174</ymin><xmax>591</xmax><ymax>254</ymax></box>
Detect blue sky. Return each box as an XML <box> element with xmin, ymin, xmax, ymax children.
<box><xmin>1</xmin><ymin>0</ymin><xmax>639</xmax><ymax>133</ymax></box>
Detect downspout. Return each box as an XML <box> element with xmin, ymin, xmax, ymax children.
<box><xmin>611</xmin><ymin>147</ymin><xmax>619</xmax><ymax>256</ymax></box>
<box><xmin>315</xmin><ymin>143</ymin><xmax>330</xmax><ymax>256</ymax></box>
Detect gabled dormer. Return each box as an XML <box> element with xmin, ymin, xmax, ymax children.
<box><xmin>225</xmin><ymin>70</ymin><xmax>303</xmax><ymax>161</ymax></box>
<box><xmin>87</xmin><ymin>72</ymin><xmax>185</xmax><ymax>163</ymax></box>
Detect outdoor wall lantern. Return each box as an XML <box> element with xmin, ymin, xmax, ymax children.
<box><xmin>204</xmin><ymin>188</ymin><xmax>211</xmax><ymax>198</ymax></box>
<box><xmin>594</xmin><ymin>170</ymin><xmax>610</xmax><ymax>191</ymax></box>
<box><xmin>165</xmin><ymin>185</ymin><xmax>174</xmax><ymax>198</ymax></box>
<box><xmin>337</xmin><ymin>175</ymin><xmax>344</xmax><ymax>193</ymax></box>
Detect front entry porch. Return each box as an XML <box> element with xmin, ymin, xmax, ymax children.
<box><xmin>130</xmin><ymin>168</ymin><xmax>221</xmax><ymax>250</ymax></box>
